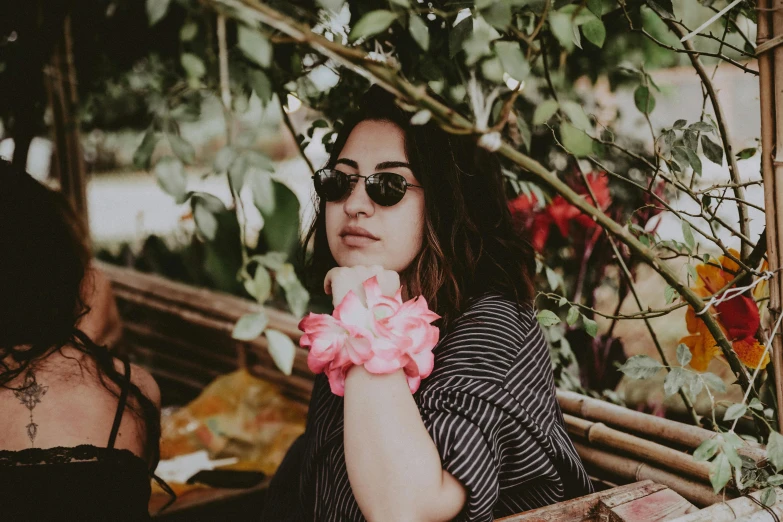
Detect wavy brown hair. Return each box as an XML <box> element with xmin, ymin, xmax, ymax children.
<box><xmin>303</xmin><ymin>86</ymin><xmax>536</xmax><ymax>329</ymax></box>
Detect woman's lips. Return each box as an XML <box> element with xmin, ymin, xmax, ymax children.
<box><xmin>341</xmin><ymin>234</ymin><xmax>379</xmax><ymax>247</ymax></box>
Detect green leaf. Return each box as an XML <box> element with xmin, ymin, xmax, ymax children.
<box><xmin>248</xmin><ymin>170</ymin><xmax>275</xmax><ymax>214</ymax></box>
<box><xmin>634</xmin><ymin>86</ymin><xmax>656</xmax><ymax>114</ymax></box>
<box><xmin>683</xmin><ymin>129</ymin><xmax>699</xmax><ymax>151</ymax></box>
<box><xmin>181</xmin><ymin>53</ymin><xmax>205</xmax><ymax>79</ymax></box>
<box><xmin>561</xmin><ymin>101</ymin><xmax>591</xmax><ymax>131</ymax></box>
<box><xmin>248</xmin><ymin>69</ymin><xmax>273</xmax><ymax>108</ymax></box>
<box><xmin>689</xmin><ymin>121</ymin><xmax>715</xmax><ymax>133</ymax></box>
<box><xmin>587</xmin><ymin>0</ymin><xmax>603</xmax><ymax>16</ymax></box>
<box><xmin>664</xmin><ymin>367</ymin><xmax>688</xmax><ymax>397</ymax></box>
<box><xmin>317</xmin><ymin>0</ymin><xmax>344</xmax><ymax>12</ymax></box>
<box><xmin>768</xmin><ymin>431</ymin><xmax>783</xmax><ymax>472</ymax></box>
<box><xmin>533</xmin><ymin>100</ymin><xmax>559</xmax><ymax>125</ymax></box>
<box><xmin>682</xmin><ymin>220</ymin><xmax>695</xmax><ymax>250</ymax></box>
<box><xmin>232</xmin><ymin>312</ymin><xmax>269</xmax><ymax>341</ymax></box>
<box><xmin>258</xmin><ymin>181</ymin><xmax>301</xmax><ymax>256</ymax></box>
<box><xmin>686</xmin><ymin>264</ymin><xmax>698</xmax><ymax>285</ymax></box>
<box><xmin>549</xmin><ymin>12</ymin><xmax>574</xmax><ymax>52</ymax></box>
<box><xmin>736</xmin><ymin>147</ymin><xmax>757</xmax><ymax>160</ymax></box>
<box><xmin>762</xmin><ymin>487</ymin><xmax>777</xmax><ymax>507</ymax></box>
<box><xmin>567</xmin><ymin>307</ymin><xmax>580</xmax><ymax>326</ymax></box>
<box><xmin>750</xmin><ymin>398</ymin><xmax>764</xmax><ymax>411</ymax></box>
<box><xmin>516</xmin><ymin>114</ymin><xmax>531</xmax><ymax>152</ymax></box>
<box><xmin>684</xmin><ymin>147</ymin><xmax>702</xmax><ymax>176</ymax></box>
<box><xmin>410</xmin><ymin>109</ymin><xmax>432</xmax><ymax>125</ymax></box>
<box><xmin>724</xmin><ymin>403</ymin><xmax>747</xmax><ymax>421</ymax></box>
<box><xmin>582</xmin><ymin>19</ymin><xmax>606</xmax><ymax>48</ymax></box>
<box><xmin>687</xmin><ymin>372</ymin><xmax>703</xmax><ymax>401</ymax></box>
<box><xmin>214</xmin><ymin>147</ymin><xmax>236</xmax><ymax>173</ymax></box>
<box><xmin>168</xmin><ymin>134</ymin><xmax>196</xmax><ymax>164</ymax></box>
<box><xmin>673</xmin><ymin>119</ymin><xmax>687</xmax><ymax>129</ymax></box>
<box><xmin>618</xmin><ymin>355</ymin><xmax>663</xmax><ymax>380</ymax></box>
<box><xmin>768</xmin><ymin>474</ymin><xmax>783</xmax><ymax>486</ymax></box>
<box><xmin>133</xmin><ymin>130</ymin><xmax>158</xmax><ymax>170</ymax></box>
<box><xmin>701</xmin><ymin>135</ymin><xmax>724</xmax><ymax>165</ymax></box>
<box><xmin>180</xmin><ymin>20</ymin><xmax>198</xmax><ymax>41</ymax></box>
<box><xmin>709</xmin><ymin>453</ymin><xmax>731</xmax><ymax>493</ymax></box>
<box><xmin>349</xmin><ymin>10</ymin><xmax>398</xmax><ymax>43</ymax></box>
<box><xmin>664</xmin><ymin>285</ymin><xmax>678</xmax><ymax>304</ymax></box>
<box><xmin>676</xmin><ymin>343</ymin><xmax>692</xmax><ymax>367</ymax></box>
<box><xmin>238</xmin><ymin>26</ymin><xmax>272</xmax><ymax>68</ymax></box>
<box><xmin>191</xmin><ymin>193</ymin><xmax>226</xmax><ymax>241</ymax></box>
<box><xmin>702</xmin><ymin>372</ymin><xmax>727</xmax><ymax>394</ymax></box>
<box><xmin>483</xmin><ymin>2</ymin><xmax>512</xmax><ymax>30</ymax></box>
<box><xmin>147</xmin><ymin>0</ymin><xmax>171</xmax><ymax>26</ymax></box>
<box><xmin>583</xmin><ymin>317</ymin><xmax>598</xmax><ymax>337</ymax></box>
<box><xmin>154</xmin><ymin>157</ymin><xmax>187</xmax><ymax>204</ymax></box>
<box><xmin>389</xmin><ymin>0</ymin><xmax>409</xmax><ymax>6</ymax></box>
<box><xmin>560</xmin><ymin>122</ymin><xmax>593</xmax><ymax>158</ymax></box>
<box><xmin>277</xmin><ymin>263</ymin><xmax>310</xmax><ymax>318</ymax></box>
<box><xmin>537</xmin><ymin>310</ymin><xmax>561</xmax><ymax>327</ymax></box>
<box><xmin>693</xmin><ymin>439</ymin><xmax>720</xmax><ymax>461</ymax></box>
<box><xmin>244</xmin><ymin>265</ymin><xmax>272</xmax><ymax>303</ymax></box>
<box><xmin>558</xmin><ymin>296</ymin><xmax>568</xmax><ymax>307</ymax></box>
<box><xmin>545</xmin><ymin>266</ymin><xmax>560</xmax><ymax>291</ymax></box>
<box><xmin>449</xmin><ymin>16</ymin><xmax>473</xmax><ymax>59</ymax></box>
<box><xmin>252</xmin><ymin>252</ymin><xmax>288</xmax><ymax>271</ymax></box>
<box><xmin>265</xmin><ymin>328</ymin><xmax>297</xmax><ymax>376</ymax></box>
<box><xmin>494</xmin><ymin>41</ymin><xmax>530</xmax><ymax>81</ymax></box>
<box><xmin>409</xmin><ymin>15</ymin><xmax>430</xmax><ymax>51</ymax></box>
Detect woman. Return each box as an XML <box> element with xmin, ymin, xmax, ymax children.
<box><xmin>0</xmin><ymin>161</ymin><xmax>168</xmax><ymax>521</ymax></box>
<box><xmin>262</xmin><ymin>86</ymin><xmax>593</xmax><ymax>522</ymax></box>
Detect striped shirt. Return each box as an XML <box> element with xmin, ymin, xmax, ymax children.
<box><xmin>296</xmin><ymin>293</ymin><xmax>593</xmax><ymax>521</ymax></box>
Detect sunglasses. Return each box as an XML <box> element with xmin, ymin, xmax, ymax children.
<box><xmin>313</xmin><ymin>168</ymin><xmax>423</xmax><ymax>207</ymax></box>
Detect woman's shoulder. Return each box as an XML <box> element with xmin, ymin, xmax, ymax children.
<box><xmin>111</xmin><ymin>357</ymin><xmax>161</xmax><ymax>410</ymax></box>
<box><xmin>457</xmin><ymin>292</ymin><xmax>536</xmax><ymax>336</ymax></box>
<box><xmin>426</xmin><ymin>293</ymin><xmax>540</xmax><ymax>385</ymax></box>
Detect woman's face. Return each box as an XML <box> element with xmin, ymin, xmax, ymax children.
<box><xmin>325</xmin><ymin>120</ymin><xmax>425</xmax><ymax>273</ymax></box>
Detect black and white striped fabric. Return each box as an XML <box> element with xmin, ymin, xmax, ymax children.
<box><xmin>297</xmin><ymin>293</ymin><xmax>594</xmax><ymax>521</ymax></box>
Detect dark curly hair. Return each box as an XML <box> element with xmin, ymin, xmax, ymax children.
<box><xmin>0</xmin><ymin>161</ymin><xmax>160</xmax><ymax>468</ymax></box>
<box><xmin>303</xmin><ymin>86</ymin><xmax>536</xmax><ymax>329</ymax></box>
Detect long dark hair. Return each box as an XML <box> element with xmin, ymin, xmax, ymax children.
<box><xmin>0</xmin><ymin>161</ymin><xmax>160</xmax><ymax>468</ymax></box>
<box><xmin>303</xmin><ymin>86</ymin><xmax>536</xmax><ymax>329</ymax></box>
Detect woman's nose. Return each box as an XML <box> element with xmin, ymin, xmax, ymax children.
<box><xmin>343</xmin><ymin>177</ymin><xmax>375</xmax><ymax>217</ymax></box>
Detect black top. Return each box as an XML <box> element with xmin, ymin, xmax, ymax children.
<box><xmin>263</xmin><ymin>294</ymin><xmax>594</xmax><ymax>522</ymax></box>
<box><xmin>0</xmin><ymin>359</ymin><xmax>154</xmax><ymax>521</ymax></box>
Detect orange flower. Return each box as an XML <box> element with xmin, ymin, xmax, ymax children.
<box><xmin>678</xmin><ymin>249</ymin><xmax>769</xmax><ymax>371</ymax></box>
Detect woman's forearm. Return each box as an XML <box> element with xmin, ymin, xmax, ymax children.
<box><xmin>343</xmin><ymin>365</ymin><xmax>466</xmax><ymax>522</ymax></box>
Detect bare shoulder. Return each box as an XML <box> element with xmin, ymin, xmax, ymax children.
<box><xmin>112</xmin><ymin>358</ymin><xmax>161</xmax><ymax>410</ymax></box>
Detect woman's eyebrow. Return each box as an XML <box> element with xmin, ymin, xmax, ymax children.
<box><xmin>334</xmin><ymin>158</ymin><xmax>412</xmax><ymax>171</ymax></box>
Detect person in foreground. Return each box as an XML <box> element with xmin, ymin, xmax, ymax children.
<box><xmin>0</xmin><ymin>161</ymin><xmax>169</xmax><ymax>521</ymax></box>
<box><xmin>261</xmin><ymin>85</ymin><xmax>593</xmax><ymax>522</ymax></box>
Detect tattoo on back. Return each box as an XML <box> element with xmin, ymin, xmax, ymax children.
<box><xmin>13</xmin><ymin>370</ymin><xmax>48</xmax><ymax>446</ymax></box>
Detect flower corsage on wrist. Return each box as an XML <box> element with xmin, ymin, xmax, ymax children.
<box><xmin>298</xmin><ymin>276</ymin><xmax>440</xmax><ymax>396</ymax></box>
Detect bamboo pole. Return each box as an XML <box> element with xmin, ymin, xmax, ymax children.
<box><xmin>565</xmin><ymin>414</ymin><xmax>713</xmax><ymax>482</ymax></box>
<box><xmin>763</xmin><ymin>0</ymin><xmax>783</xmax><ymax>431</ymax></box>
<box><xmin>572</xmin><ymin>442</ymin><xmax>724</xmax><ymax>507</ymax></box>
<box><xmin>558</xmin><ymin>390</ymin><xmax>767</xmax><ymax>462</ymax></box>
<box><xmin>45</xmin><ymin>15</ymin><xmax>89</xmax><ymax>235</ymax></box>
<box><xmin>669</xmin><ymin>486</ymin><xmax>783</xmax><ymax>522</ymax></box>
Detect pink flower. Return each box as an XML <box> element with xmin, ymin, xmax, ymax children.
<box><xmin>299</xmin><ymin>276</ymin><xmax>442</xmax><ymax>396</ymax></box>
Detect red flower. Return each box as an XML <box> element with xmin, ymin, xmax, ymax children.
<box><xmin>508</xmin><ymin>172</ymin><xmax>611</xmax><ymax>252</ymax></box>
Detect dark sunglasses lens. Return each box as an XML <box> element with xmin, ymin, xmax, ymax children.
<box><xmin>367</xmin><ymin>173</ymin><xmax>407</xmax><ymax>206</ymax></box>
<box><xmin>315</xmin><ymin>170</ymin><xmax>349</xmax><ymax>201</ymax></box>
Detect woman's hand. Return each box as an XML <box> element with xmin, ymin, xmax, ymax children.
<box><xmin>324</xmin><ymin>265</ymin><xmax>400</xmax><ymax>308</ymax></box>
